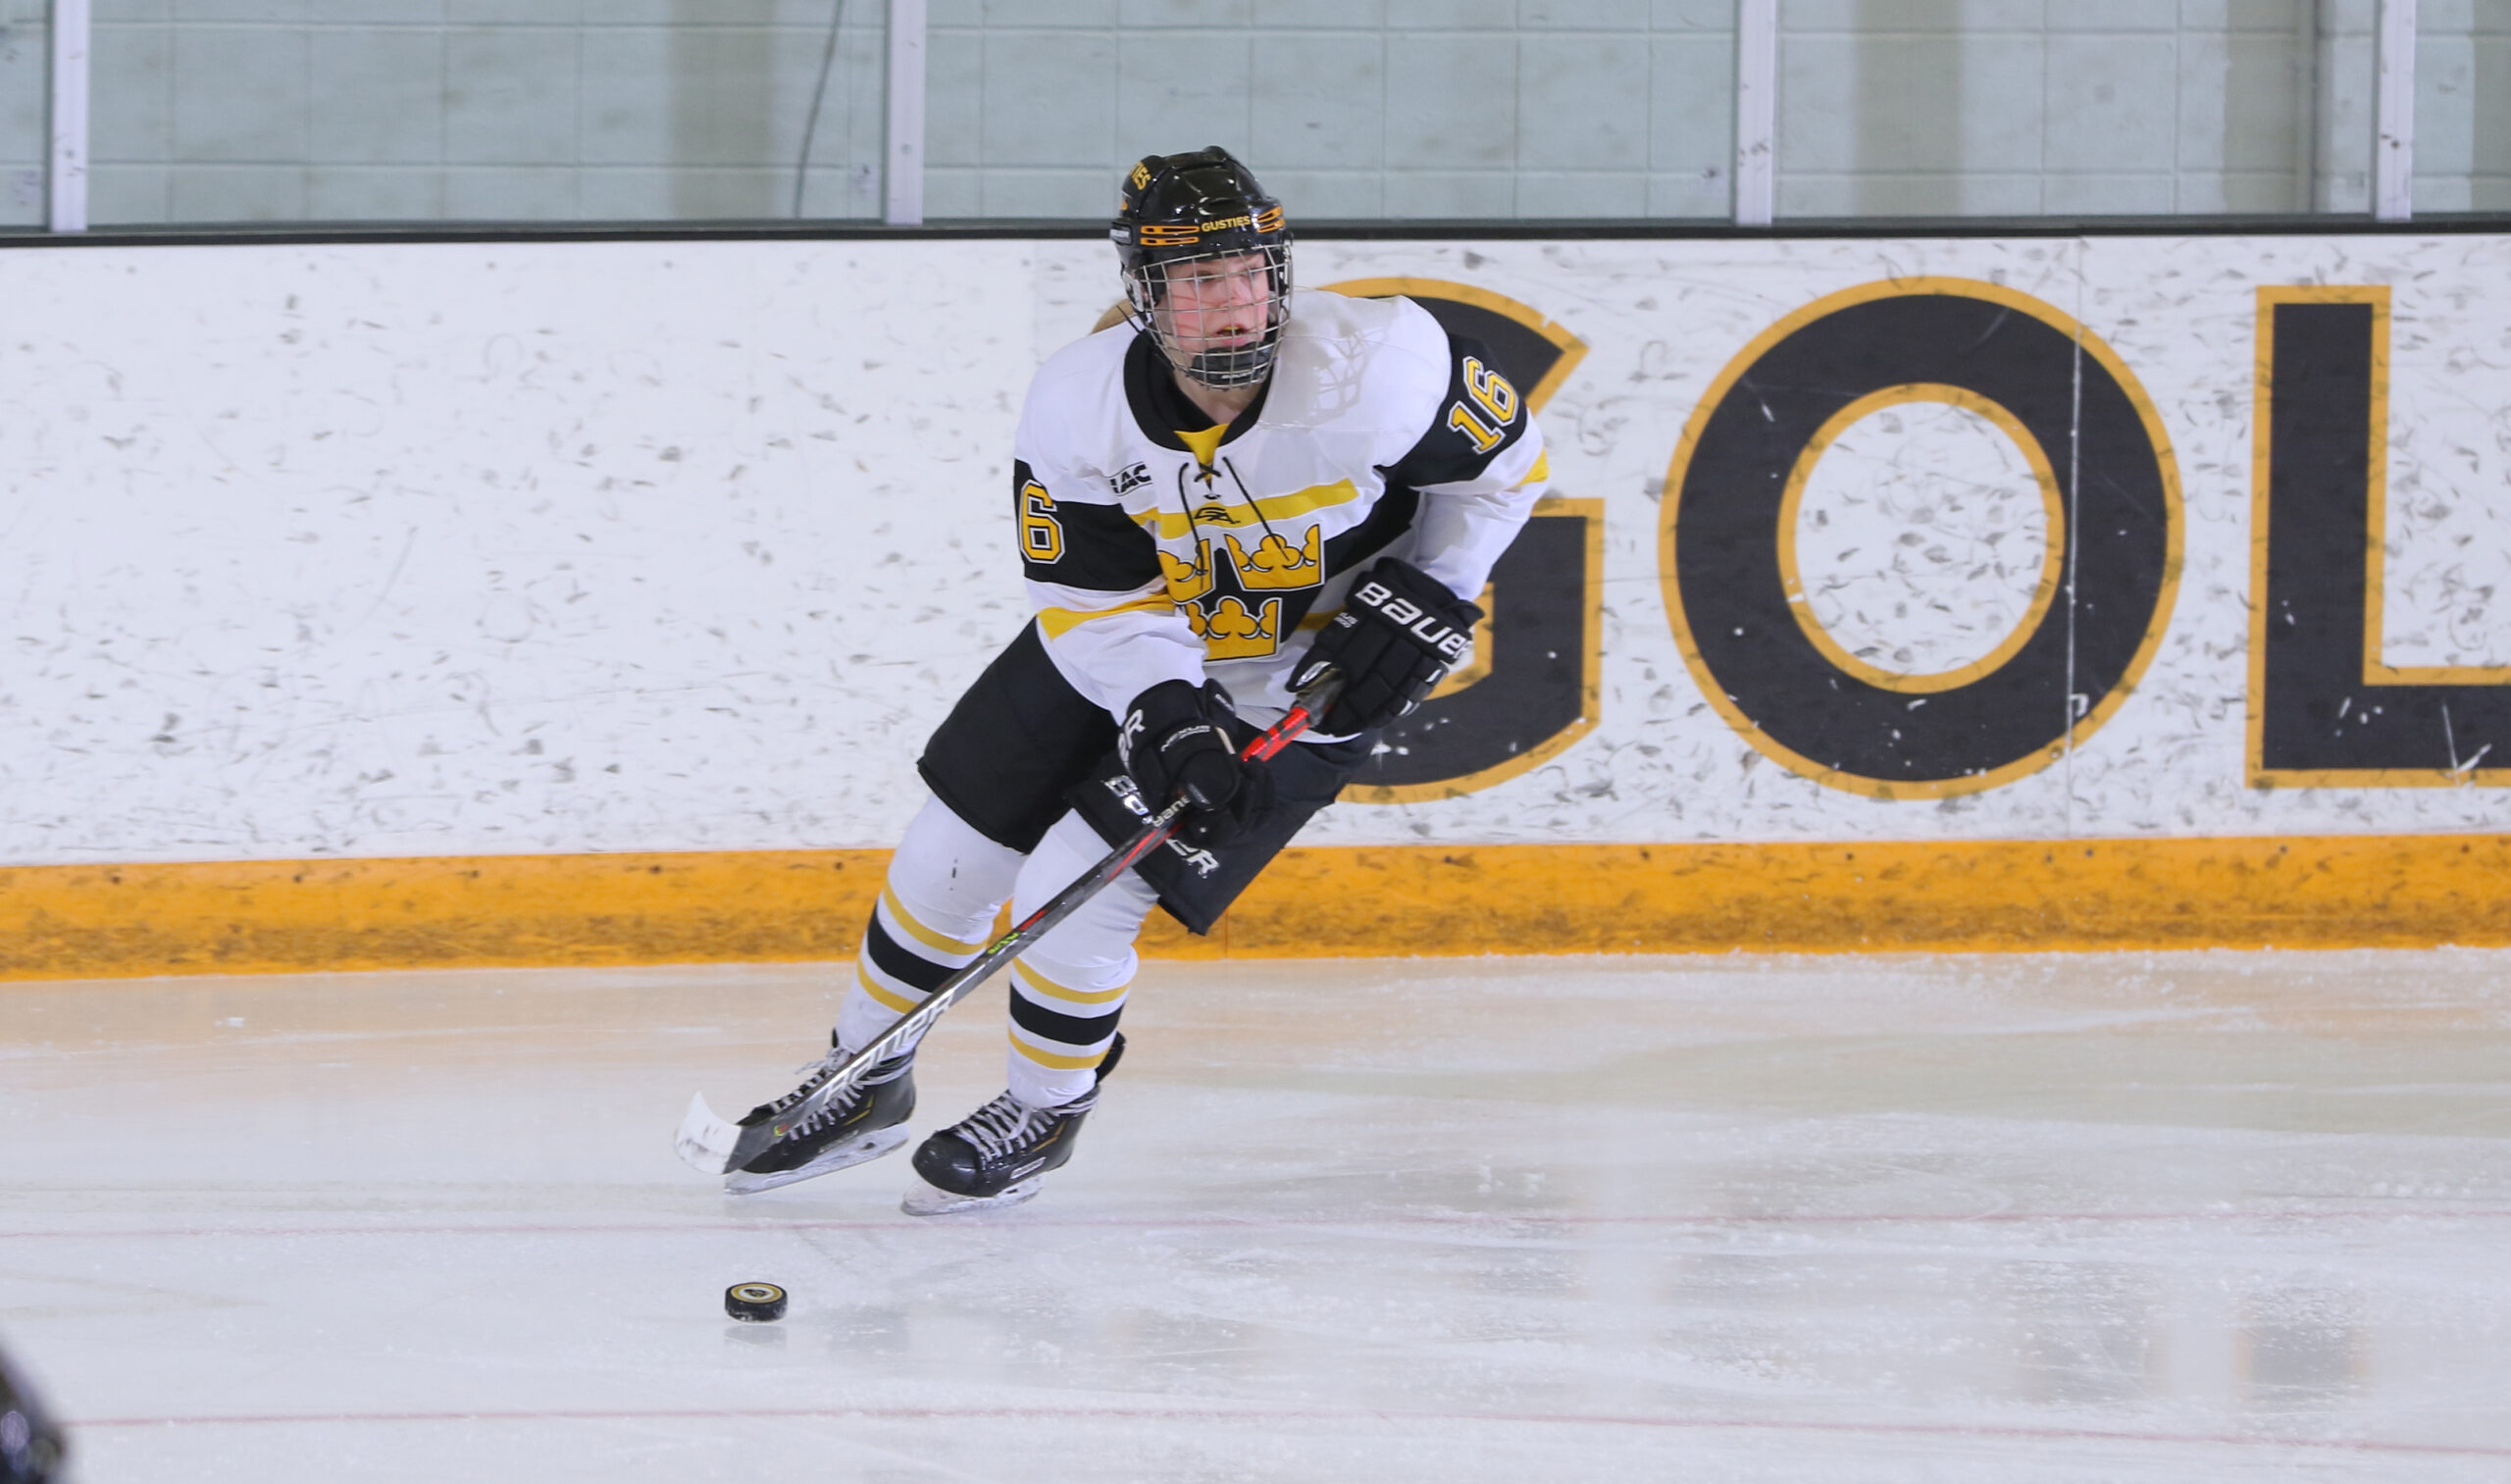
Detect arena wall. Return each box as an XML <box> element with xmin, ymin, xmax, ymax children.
<box><xmin>1</xmin><ymin>232</ymin><xmax>2506</xmax><ymax>976</ymax></box>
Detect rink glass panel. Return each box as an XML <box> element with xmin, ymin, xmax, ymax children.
<box><xmin>921</xmin><ymin>4</ymin><xmax>1737</xmax><ymax>221</ymax></box>
<box><xmin>37</xmin><ymin>4</ymin><xmax>2511</xmax><ymax>228</ymax></box>
<box><xmin>1</xmin><ymin>3</ymin><xmax>44</xmax><ymax>229</ymax></box>
<box><xmin>83</xmin><ymin>4</ymin><xmax>893</xmax><ymax>227</ymax></box>
<box><xmin>2412</xmin><ymin>0</ymin><xmax>2511</xmax><ymax>213</ymax></box>
<box><xmin>1776</xmin><ymin>1</ymin><xmax>2380</xmax><ymax>218</ymax></box>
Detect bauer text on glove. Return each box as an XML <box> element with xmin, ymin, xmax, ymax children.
<box><xmin>1288</xmin><ymin>558</ymin><xmax>1482</xmax><ymax>736</ymax></box>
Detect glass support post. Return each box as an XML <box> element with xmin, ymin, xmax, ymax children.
<box><xmin>1734</xmin><ymin>0</ymin><xmax>1777</xmax><ymax>227</ymax></box>
<box><xmin>48</xmin><ymin>0</ymin><xmax>88</xmax><ymax>232</ymax></box>
<box><xmin>886</xmin><ymin>0</ymin><xmax>927</xmax><ymax>227</ymax></box>
<box><xmin>2374</xmin><ymin>0</ymin><xmax>2417</xmax><ymax>220</ymax></box>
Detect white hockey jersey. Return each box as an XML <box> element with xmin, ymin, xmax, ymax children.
<box><xmin>1010</xmin><ymin>288</ymin><xmax>1549</xmax><ymax>737</ymax></box>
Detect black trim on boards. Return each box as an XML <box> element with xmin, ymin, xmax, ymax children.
<box><xmin>2</xmin><ymin>213</ymin><xmax>2508</xmax><ymax>251</ymax></box>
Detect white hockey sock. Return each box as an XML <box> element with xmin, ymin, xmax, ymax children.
<box><xmin>833</xmin><ymin>795</ymin><xmax>1022</xmax><ymax>1057</ymax></box>
<box><xmin>1001</xmin><ymin>809</ymin><xmax>1156</xmax><ymax>1109</ymax></box>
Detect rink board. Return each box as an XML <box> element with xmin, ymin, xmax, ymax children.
<box><xmin>5</xmin><ymin>831</ymin><xmax>2511</xmax><ymax>980</ymax></box>
<box><xmin>0</xmin><ymin>230</ymin><xmax>2506</xmax><ymax>970</ymax></box>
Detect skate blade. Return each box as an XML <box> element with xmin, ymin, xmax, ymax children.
<box><xmin>675</xmin><ymin>1093</ymin><xmax>743</xmax><ymax>1175</ymax></box>
<box><xmin>724</xmin><ymin>1126</ymin><xmax>911</xmax><ymax>1196</ymax></box>
<box><xmin>900</xmin><ymin>1174</ymin><xmax>1044</xmax><ymax>1217</ymax></box>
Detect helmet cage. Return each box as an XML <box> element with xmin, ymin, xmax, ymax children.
<box><xmin>1121</xmin><ymin>242</ymin><xmax>1294</xmax><ymax>389</ymax></box>
<box><xmin>1110</xmin><ymin>147</ymin><xmax>1293</xmax><ymax>389</ymax></box>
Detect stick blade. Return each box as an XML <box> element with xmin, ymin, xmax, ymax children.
<box><xmin>674</xmin><ymin>1092</ymin><xmax>743</xmax><ymax>1175</ymax></box>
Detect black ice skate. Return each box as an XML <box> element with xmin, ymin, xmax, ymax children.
<box><xmin>725</xmin><ymin>1039</ymin><xmax>916</xmax><ymax>1196</ymax></box>
<box><xmin>902</xmin><ymin>1035</ymin><xmax>1124</xmax><ymax>1216</ymax></box>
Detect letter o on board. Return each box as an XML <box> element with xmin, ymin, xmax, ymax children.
<box><xmin>1660</xmin><ymin>279</ymin><xmax>2182</xmax><ymax>797</ymax></box>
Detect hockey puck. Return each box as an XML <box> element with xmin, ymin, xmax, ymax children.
<box><xmin>724</xmin><ymin>1282</ymin><xmax>788</xmax><ymax>1322</ymax></box>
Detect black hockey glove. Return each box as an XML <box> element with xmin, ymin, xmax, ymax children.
<box><xmin>1118</xmin><ymin>679</ymin><xmax>1274</xmax><ymax>846</ymax></box>
<box><xmin>1289</xmin><ymin>558</ymin><xmax>1482</xmax><ymax>736</ymax></box>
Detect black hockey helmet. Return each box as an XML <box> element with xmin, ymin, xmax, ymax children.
<box><xmin>1110</xmin><ymin>146</ymin><xmax>1293</xmax><ymax>388</ymax></box>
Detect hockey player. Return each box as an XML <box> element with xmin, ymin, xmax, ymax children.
<box><xmin>731</xmin><ymin>146</ymin><xmax>1547</xmax><ymax>1213</ymax></box>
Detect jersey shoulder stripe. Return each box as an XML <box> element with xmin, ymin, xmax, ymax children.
<box><xmin>1382</xmin><ymin>322</ymin><xmax>1536</xmax><ymax>490</ymax></box>
<box><xmin>1013</xmin><ymin>456</ymin><xmax>1161</xmax><ymax>592</ymax></box>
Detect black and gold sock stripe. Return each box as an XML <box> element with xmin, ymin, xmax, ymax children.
<box><xmin>1005</xmin><ymin>958</ymin><xmax>1126</xmax><ymax>1071</ymax></box>
<box><xmin>853</xmin><ymin>884</ymin><xmax>984</xmax><ymax>1017</ymax></box>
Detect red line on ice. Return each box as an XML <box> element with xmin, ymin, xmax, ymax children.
<box><xmin>66</xmin><ymin>1403</ymin><xmax>2511</xmax><ymax>1459</ymax></box>
<box><xmin>6</xmin><ymin>1208</ymin><xmax>2509</xmax><ymax>1242</ymax></box>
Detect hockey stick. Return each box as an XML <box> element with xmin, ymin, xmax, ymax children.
<box><xmin>675</xmin><ymin>669</ymin><xmax>1343</xmax><ymax>1178</ymax></box>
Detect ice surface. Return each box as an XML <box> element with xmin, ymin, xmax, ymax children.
<box><xmin>4</xmin><ymin>950</ymin><xmax>2509</xmax><ymax>1482</ymax></box>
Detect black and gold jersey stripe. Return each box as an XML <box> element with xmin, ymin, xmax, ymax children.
<box><xmin>1012</xmin><ymin>458</ymin><xmax>1163</xmax><ymax>591</ymax></box>
<box><xmin>1383</xmin><ymin>332</ymin><xmax>1535</xmax><ymax>490</ymax></box>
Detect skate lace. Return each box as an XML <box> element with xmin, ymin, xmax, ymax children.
<box><xmin>770</xmin><ymin>1051</ymin><xmax>884</xmax><ymax>1132</ymax></box>
<box><xmin>956</xmin><ymin>1094</ymin><xmax>1052</xmax><ymax>1159</ymax></box>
